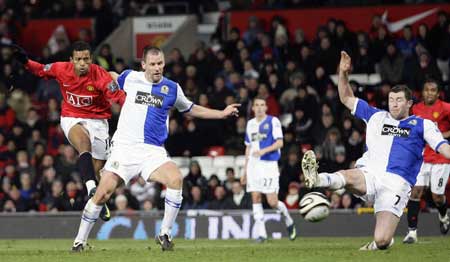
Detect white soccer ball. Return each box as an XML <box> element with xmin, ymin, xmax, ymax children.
<box><xmin>299</xmin><ymin>192</ymin><xmax>330</xmax><ymax>222</ymax></box>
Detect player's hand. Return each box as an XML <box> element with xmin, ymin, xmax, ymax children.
<box><xmin>339</xmin><ymin>51</ymin><xmax>351</xmax><ymax>74</ymax></box>
<box><xmin>240</xmin><ymin>174</ymin><xmax>246</xmax><ymax>185</ymax></box>
<box><xmin>9</xmin><ymin>44</ymin><xmax>29</xmax><ymax>64</ymax></box>
<box><xmin>222</xmin><ymin>103</ymin><xmax>240</xmax><ymax>118</ymax></box>
<box><xmin>252</xmin><ymin>150</ymin><xmax>264</xmax><ymax>157</ymax></box>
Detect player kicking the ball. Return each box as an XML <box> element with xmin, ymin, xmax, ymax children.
<box><xmin>71</xmin><ymin>46</ymin><xmax>240</xmax><ymax>252</ymax></box>
<box><xmin>10</xmin><ymin>41</ymin><xmax>126</xmax><ymax>221</ymax></box>
<box><xmin>240</xmin><ymin>97</ymin><xmax>296</xmax><ymax>242</ymax></box>
<box><xmin>403</xmin><ymin>79</ymin><xmax>450</xmax><ymax>244</ymax></box>
<box><xmin>301</xmin><ymin>51</ymin><xmax>450</xmax><ymax>251</ymax></box>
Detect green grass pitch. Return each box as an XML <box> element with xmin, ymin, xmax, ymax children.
<box><xmin>1</xmin><ymin>237</ymin><xmax>450</xmax><ymax>262</ymax></box>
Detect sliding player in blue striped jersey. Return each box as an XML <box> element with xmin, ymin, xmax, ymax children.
<box><xmin>302</xmin><ymin>51</ymin><xmax>450</xmax><ymax>251</ymax></box>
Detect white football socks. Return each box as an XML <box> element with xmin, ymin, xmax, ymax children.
<box><xmin>276</xmin><ymin>201</ymin><xmax>294</xmax><ymax>226</ymax></box>
<box><xmin>74</xmin><ymin>199</ymin><xmax>102</xmax><ymax>244</ymax></box>
<box><xmin>316</xmin><ymin>172</ymin><xmax>346</xmax><ymax>190</ymax></box>
<box><xmin>253</xmin><ymin>203</ymin><xmax>267</xmax><ymax>239</ymax></box>
<box><xmin>160</xmin><ymin>188</ymin><xmax>183</xmax><ymax>236</ymax></box>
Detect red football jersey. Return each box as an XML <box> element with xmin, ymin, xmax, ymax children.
<box><xmin>26</xmin><ymin>60</ymin><xmax>125</xmax><ymax>119</ymax></box>
<box><xmin>412</xmin><ymin>100</ymin><xmax>450</xmax><ymax>164</ymax></box>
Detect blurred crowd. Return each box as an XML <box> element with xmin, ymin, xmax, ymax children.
<box><xmin>1</xmin><ymin>2</ymin><xmax>450</xmax><ymax>213</ymax></box>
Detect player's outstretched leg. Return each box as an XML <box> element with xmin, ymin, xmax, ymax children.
<box><xmin>72</xmin><ymin>171</ymin><xmax>120</xmax><ymax>252</ymax></box>
<box><xmin>301</xmin><ymin>150</ymin><xmax>346</xmax><ymax>190</ymax></box>
<box><xmin>403</xmin><ymin>198</ymin><xmax>420</xmax><ymax>244</ymax></box>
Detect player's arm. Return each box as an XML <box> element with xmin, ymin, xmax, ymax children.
<box><xmin>438</xmin><ymin>143</ymin><xmax>450</xmax><ymax>159</ymax></box>
<box><xmin>338</xmin><ymin>51</ymin><xmax>357</xmax><ymax>111</ymax></box>
<box><xmin>174</xmin><ymin>84</ymin><xmax>239</xmax><ymax>118</ymax></box>
<box><xmin>442</xmin><ymin>130</ymin><xmax>450</xmax><ymax>139</ymax></box>
<box><xmin>7</xmin><ymin>43</ymin><xmax>58</xmax><ymax>78</ymax></box>
<box><xmin>96</xmin><ymin>68</ymin><xmax>126</xmax><ymax>106</ymax></box>
<box><xmin>187</xmin><ymin>104</ymin><xmax>240</xmax><ymax>119</ymax></box>
<box><xmin>240</xmin><ymin>145</ymin><xmax>251</xmax><ymax>185</ymax></box>
<box><xmin>109</xmin><ymin>71</ymin><xmax>119</xmax><ymax>82</ymax></box>
<box><xmin>253</xmin><ymin>139</ymin><xmax>283</xmax><ymax>157</ymax></box>
<box><xmin>424</xmin><ymin>119</ymin><xmax>450</xmax><ymax>158</ymax></box>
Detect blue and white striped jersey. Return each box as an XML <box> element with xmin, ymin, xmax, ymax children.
<box><xmin>245</xmin><ymin>115</ymin><xmax>283</xmax><ymax>161</ymax></box>
<box><xmin>353</xmin><ymin>98</ymin><xmax>447</xmax><ymax>185</ymax></box>
<box><xmin>113</xmin><ymin>70</ymin><xmax>193</xmax><ymax>146</ymax></box>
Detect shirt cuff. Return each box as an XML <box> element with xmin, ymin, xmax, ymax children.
<box><xmin>435</xmin><ymin>140</ymin><xmax>449</xmax><ymax>152</ymax></box>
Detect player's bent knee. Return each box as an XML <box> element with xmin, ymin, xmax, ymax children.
<box><xmin>167</xmin><ymin>173</ymin><xmax>183</xmax><ymax>189</ymax></box>
<box><xmin>374</xmin><ymin>237</ymin><xmax>392</xmax><ymax>250</ymax></box>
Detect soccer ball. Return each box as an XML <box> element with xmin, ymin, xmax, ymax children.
<box><xmin>299</xmin><ymin>192</ymin><xmax>330</xmax><ymax>222</ymax></box>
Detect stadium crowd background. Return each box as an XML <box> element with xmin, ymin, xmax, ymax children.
<box><xmin>0</xmin><ymin>0</ymin><xmax>449</xmax><ymax>214</ymax></box>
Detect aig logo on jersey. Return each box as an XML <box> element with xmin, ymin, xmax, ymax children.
<box><xmin>66</xmin><ymin>91</ymin><xmax>93</xmax><ymax>107</ymax></box>
<box><xmin>135</xmin><ymin>91</ymin><xmax>164</xmax><ymax>108</ymax></box>
<box><xmin>381</xmin><ymin>124</ymin><xmax>410</xmax><ymax>137</ymax></box>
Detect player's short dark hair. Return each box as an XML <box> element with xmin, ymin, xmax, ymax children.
<box><xmin>253</xmin><ymin>96</ymin><xmax>267</xmax><ymax>103</ymax></box>
<box><xmin>423</xmin><ymin>78</ymin><xmax>440</xmax><ymax>90</ymax></box>
<box><xmin>142</xmin><ymin>46</ymin><xmax>163</xmax><ymax>60</ymax></box>
<box><xmin>71</xmin><ymin>41</ymin><xmax>91</xmax><ymax>55</ymax></box>
<box><xmin>390</xmin><ymin>85</ymin><xmax>412</xmax><ymax>101</ymax></box>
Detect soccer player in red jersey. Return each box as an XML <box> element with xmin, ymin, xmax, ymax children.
<box><xmin>11</xmin><ymin>41</ymin><xmax>125</xmax><ymax>220</ymax></box>
<box><xmin>404</xmin><ymin>79</ymin><xmax>450</xmax><ymax>243</ymax></box>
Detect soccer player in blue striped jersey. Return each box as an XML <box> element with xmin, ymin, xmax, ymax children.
<box><xmin>71</xmin><ymin>46</ymin><xmax>240</xmax><ymax>252</ymax></box>
<box><xmin>301</xmin><ymin>51</ymin><xmax>450</xmax><ymax>251</ymax></box>
<box><xmin>241</xmin><ymin>97</ymin><xmax>296</xmax><ymax>242</ymax></box>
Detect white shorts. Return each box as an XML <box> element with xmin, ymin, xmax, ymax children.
<box><xmin>246</xmin><ymin>159</ymin><xmax>279</xmax><ymax>194</ymax></box>
<box><xmin>415</xmin><ymin>163</ymin><xmax>450</xmax><ymax>195</ymax></box>
<box><xmin>357</xmin><ymin>167</ymin><xmax>411</xmax><ymax>217</ymax></box>
<box><xmin>104</xmin><ymin>141</ymin><xmax>173</xmax><ymax>185</ymax></box>
<box><xmin>60</xmin><ymin>117</ymin><xmax>110</xmax><ymax>160</ymax></box>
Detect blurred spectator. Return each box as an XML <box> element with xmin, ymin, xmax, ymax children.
<box><xmin>184</xmin><ymin>185</ymin><xmax>207</xmax><ymax>210</ymax></box>
<box><xmin>208</xmin><ymin>185</ymin><xmax>227</xmax><ymax>209</ymax></box>
<box><xmin>115</xmin><ymin>194</ymin><xmax>132</xmax><ymax>213</ymax></box>
<box><xmin>206</xmin><ymin>174</ymin><xmax>220</xmax><ymax>201</ymax></box>
<box><xmin>0</xmin><ymin>93</ymin><xmax>15</xmax><ymax>132</ymax></box>
<box><xmin>379</xmin><ymin>43</ymin><xmax>404</xmax><ymax>84</ymax></box>
<box><xmin>341</xmin><ymin>193</ymin><xmax>353</xmax><ymax>209</ymax></box>
<box><xmin>142</xmin><ymin>199</ymin><xmax>157</xmax><ymax>212</ymax></box>
<box><xmin>430</xmin><ymin>11</ymin><xmax>449</xmax><ymax>58</ymax></box>
<box><xmin>284</xmin><ymin>182</ymin><xmax>300</xmax><ymax>209</ymax></box>
<box><xmin>95</xmin><ymin>44</ymin><xmax>115</xmax><ymax>71</ymax></box>
<box><xmin>396</xmin><ymin>25</ymin><xmax>417</xmax><ymax>58</ymax></box>
<box><xmin>224</xmin><ymin>167</ymin><xmax>236</xmax><ymax>193</ymax></box>
<box><xmin>279</xmin><ymin>150</ymin><xmax>301</xmax><ymax>200</ymax></box>
<box><xmin>130</xmin><ymin>177</ymin><xmax>159</xmax><ymax>205</ymax></box>
<box><xmin>183</xmin><ymin>160</ymin><xmax>208</xmax><ymax>199</ymax></box>
<box><xmin>92</xmin><ymin>0</ymin><xmax>114</xmax><ymax>45</ymax></box>
<box><xmin>329</xmin><ymin>192</ymin><xmax>341</xmax><ymax>209</ymax></box>
<box><xmin>223</xmin><ymin>180</ymin><xmax>251</xmax><ymax>209</ymax></box>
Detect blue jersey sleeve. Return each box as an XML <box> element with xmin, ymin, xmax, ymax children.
<box><xmin>352</xmin><ymin>98</ymin><xmax>380</xmax><ymax>123</ymax></box>
<box><xmin>117</xmin><ymin>69</ymin><xmax>132</xmax><ymax>91</ymax></box>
